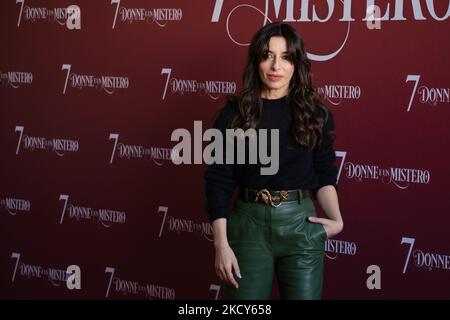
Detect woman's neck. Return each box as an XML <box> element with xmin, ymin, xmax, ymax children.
<box><xmin>261</xmin><ymin>88</ymin><xmax>288</xmax><ymax>100</ymax></box>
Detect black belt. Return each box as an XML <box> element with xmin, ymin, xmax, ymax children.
<box><xmin>239</xmin><ymin>188</ymin><xmax>312</xmax><ymax>206</ymax></box>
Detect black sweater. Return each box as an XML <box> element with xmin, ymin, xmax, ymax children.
<box><xmin>204</xmin><ymin>96</ymin><xmax>338</xmax><ymax>222</ymax></box>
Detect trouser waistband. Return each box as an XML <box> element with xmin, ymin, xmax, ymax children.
<box><xmin>238</xmin><ymin>188</ymin><xmax>312</xmax><ymax>206</ymax></box>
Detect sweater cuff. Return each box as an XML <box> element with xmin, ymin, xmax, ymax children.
<box><xmin>208</xmin><ymin>207</ymin><xmax>230</xmax><ymax>223</ymax></box>
<box><xmin>312</xmin><ymin>184</ymin><xmax>338</xmax><ymax>199</ymax></box>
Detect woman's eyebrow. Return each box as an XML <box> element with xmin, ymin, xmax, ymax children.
<box><xmin>266</xmin><ymin>50</ymin><xmax>290</xmax><ymax>54</ymax></box>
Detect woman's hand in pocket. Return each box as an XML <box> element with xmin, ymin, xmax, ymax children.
<box><xmin>308</xmin><ymin>217</ymin><xmax>344</xmax><ymax>239</ymax></box>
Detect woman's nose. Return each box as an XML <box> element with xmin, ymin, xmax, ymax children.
<box><xmin>271</xmin><ymin>57</ymin><xmax>281</xmax><ymax>70</ymax></box>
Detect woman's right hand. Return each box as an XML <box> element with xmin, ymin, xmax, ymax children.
<box><xmin>214</xmin><ymin>245</ymin><xmax>241</xmax><ymax>289</ymax></box>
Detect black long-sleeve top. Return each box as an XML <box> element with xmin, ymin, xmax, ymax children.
<box><xmin>204</xmin><ymin>95</ymin><xmax>338</xmax><ymax>222</ymax></box>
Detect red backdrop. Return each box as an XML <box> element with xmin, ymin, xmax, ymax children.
<box><xmin>1</xmin><ymin>0</ymin><xmax>449</xmax><ymax>299</ymax></box>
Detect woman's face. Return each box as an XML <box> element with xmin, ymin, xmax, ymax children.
<box><xmin>258</xmin><ymin>36</ymin><xmax>295</xmax><ymax>97</ymax></box>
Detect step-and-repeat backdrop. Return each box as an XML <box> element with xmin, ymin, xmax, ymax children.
<box><xmin>1</xmin><ymin>0</ymin><xmax>449</xmax><ymax>299</ymax></box>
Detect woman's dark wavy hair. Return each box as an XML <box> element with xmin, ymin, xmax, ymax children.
<box><xmin>229</xmin><ymin>22</ymin><xmax>329</xmax><ymax>151</ymax></box>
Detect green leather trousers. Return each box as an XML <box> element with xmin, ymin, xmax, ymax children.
<box><xmin>223</xmin><ymin>197</ymin><xmax>327</xmax><ymax>300</ymax></box>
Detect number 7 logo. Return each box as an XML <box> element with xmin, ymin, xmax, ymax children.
<box><xmin>59</xmin><ymin>194</ymin><xmax>69</xmax><ymax>224</ymax></box>
<box><xmin>105</xmin><ymin>267</ymin><xmax>115</xmax><ymax>298</ymax></box>
<box><xmin>16</xmin><ymin>0</ymin><xmax>25</xmax><ymax>27</ymax></box>
<box><xmin>400</xmin><ymin>237</ymin><xmax>415</xmax><ymax>274</ymax></box>
<box><xmin>61</xmin><ymin>64</ymin><xmax>72</xmax><ymax>94</ymax></box>
<box><xmin>15</xmin><ymin>126</ymin><xmax>24</xmax><ymax>155</ymax></box>
<box><xmin>405</xmin><ymin>75</ymin><xmax>420</xmax><ymax>112</ymax></box>
<box><xmin>11</xmin><ymin>252</ymin><xmax>21</xmax><ymax>282</ymax></box>
<box><xmin>158</xmin><ymin>206</ymin><xmax>168</xmax><ymax>238</ymax></box>
<box><xmin>209</xmin><ymin>284</ymin><xmax>221</xmax><ymax>300</ymax></box>
<box><xmin>211</xmin><ymin>0</ymin><xmax>224</xmax><ymax>22</ymax></box>
<box><xmin>111</xmin><ymin>0</ymin><xmax>121</xmax><ymax>29</ymax></box>
<box><xmin>161</xmin><ymin>68</ymin><xmax>172</xmax><ymax>100</ymax></box>
<box><xmin>335</xmin><ymin>151</ymin><xmax>347</xmax><ymax>184</ymax></box>
<box><xmin>109</xmin><ymin>133</ymin><xmax>119</xmax><ymax>164</ymax></box>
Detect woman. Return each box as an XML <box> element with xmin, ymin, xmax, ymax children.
<box><xmin>204</xmin><ymin>22</ymin><xmax>344</xmax><ymax>300</ymax></box>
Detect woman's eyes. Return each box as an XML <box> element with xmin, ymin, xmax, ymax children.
<box><xmin>265</xmin><ymin>53</ymin><xmax>289</xmax><ymax>60</ymax></box>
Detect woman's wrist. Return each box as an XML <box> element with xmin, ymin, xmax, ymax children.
<box><xmin>214</xmin><ymin>244</ymin><xmax>230</xmax><ymax>251</ymax></box>
<box><xmin>214</xmin><ymin>241</ymin><xmax>230</xmax><ymax>250</ymax></box>
<box><xmin>212</xmin><ymin>218</ymin><xmax>229</xmax><ymax>250</ymax></box>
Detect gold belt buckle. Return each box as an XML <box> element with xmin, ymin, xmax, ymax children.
<box><xmin>254</xmin><ymin>189</ymin><xmax>289</xmax><ymax>207</ymax></box>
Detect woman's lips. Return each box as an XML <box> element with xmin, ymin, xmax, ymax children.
<box><xmin>267</xmin><ymin>74</ymin><xmax>283</xmax><ymax>82</ymax></box>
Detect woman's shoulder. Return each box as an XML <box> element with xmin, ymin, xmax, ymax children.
<box><xmin>213</xmin><ymin>96</ymin><xmax>239</xmax><ymax>129</ymax></box>
<box><xmin>221</xmin><ymin>96</ymin><xmax>240</xmax><ymax>116</ymax></box>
